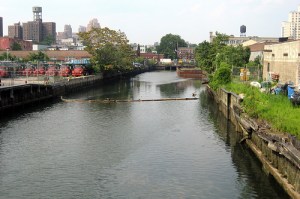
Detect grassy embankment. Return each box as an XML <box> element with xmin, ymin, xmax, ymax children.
<box><xmin>223</xmin><ymin>82</ymin><xmax>300</xmax><ymax>139</ymax></box>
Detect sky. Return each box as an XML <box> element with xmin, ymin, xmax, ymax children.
<box><xmin>1</xmin><ymin>0</ymin><xmax>299</xmax><ymax>45</ymax></box>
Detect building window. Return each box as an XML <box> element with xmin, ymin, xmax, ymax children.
<box><xmin>283</xmin><ymin>53</ymin><xmax>288</xmax><ymax>56</ymax></box>
<box><xmin>272</xmin><ymin>54</ymin><xmax>275</xmax><ymax>57</ymax></box>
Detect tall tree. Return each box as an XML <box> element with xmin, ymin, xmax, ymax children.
<box><xmin>195</xmin><ymin>41</ymin><xmax>213</xmax><ymax>72</ymax></box>
<box><xmin>78</xmin><ymin>27</ymin><xmax>134</xmax><ymax>72</ymax></box>
<box><xmin>11</xmin><ymin>42</ymin><xmax>22</xmax><ymax>51</ymax></box>
<box><xmin>156</xmin><ymin>34</ymin><xmax>187</xmax><ymax>59</ymax></box>
<box><xmin>195</xmin><ymin>32</ymin><xmax>229</xmax><ymax>73</ymax></box>
<box><xmin>26</xmin><ymin>51</ymin><xmax>49</xmax><ymax>62</ymax></box>
<box><xmin>195</xmin><ymin>32</ymin><xmax>250</xmax><ymax>74</ymax></box>
<box><xmin>0</xmin><ymin>52</ymin><xmax>16</xmax><ymax>61</ymax></box>
<box><xmin>215</xmin><ymin>45</ymin><xmax>250</xmax><ymax>68</ymax></box>
<box><xmin>136</xmin><ymin>44</ymin><xmax>141</xmax><ymax>57</ymax></box>
<box><xmin>40</xmin><ymin>35</ymin><xmax>55</xmax><ymax>45</ymax></box>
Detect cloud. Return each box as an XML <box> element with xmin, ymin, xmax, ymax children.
<box><xmin>190</xmin><ymin>3</ymin><xmax>202</xmax><ymax>13</ymax></box>
<box><xmin>176</xmin><ymin>3</ymin><xmax>203</xmax><ymax>17</ymax></box>
<box><xmin>209</xmin><ymin>3</ymin><xmax>227</xmax><ymax>18</ymax></box>
<box><xmin>252</xmin><ymin>0</ymin><xmax>285</xmax><ymax>13</ymax></box>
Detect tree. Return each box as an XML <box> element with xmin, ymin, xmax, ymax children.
<box><xmin>156</xmin><ymin>34</ymin><xmax>187</xmax><ymax>59</ymax></box>
<box><xmin>11</xmin><ymin>42</ymin><xmax>22</xmax><ymax>51</ymax></box>
<box><xmin>195</xmin><ymin>32</ymin><xmax>229</xmax><ymax>73</ymax></box>
<box><xmin>195</xmin><ymin>41</ymin><xmax>214</xmax><ymax>72</ymax></box>
<box><xmin>195</xmin><ymin>32</ymin><xmax>251</xmax><ymax>74</ymax></box>
<box><xmin>40</xmin><ymin>35</ymin><xmax>55</xmax><ymax>45</ymax></box>
<box><xmin>0</xmin><ymin>52</ymin><xmax>16</xmax><ymax>61</ymax></box>
<box><xmin>78</xmin><ymin>27</ymin><xmax>134</xmax><ymax>72</ymax></box>
<box><xmin>146</xmin><ymin>46</ymin><xmax>154</xmax><ymax>53</ymax></box>
<box><xmin>26</xmin><ymin>51</ymin><xmax>49</xmax><ymax>62</ymax></box>
<box><xmin>209</xmin><ymin>65</ymin><xmax>232</xmax><ymax>90</ymax></box>
<box><xmin>214</xmin><ymin>45</ymin><xmax>250</xmax><ymax>68</ymax></box>
<box><xmin>136</xmin><ymin>44</ymin><xmax>141</xmax><ymax>57</ymax></box>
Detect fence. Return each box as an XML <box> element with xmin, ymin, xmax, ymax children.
<box><xmin>232</xmin><ymin>65</ymin><xmax>262</xmax><ymax>82</ymax></box>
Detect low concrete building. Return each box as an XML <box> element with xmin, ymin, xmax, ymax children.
<box><xmin>263</xmin><ymin>40</ymin><xmax>300</xmax><ymax>87</ymax></box>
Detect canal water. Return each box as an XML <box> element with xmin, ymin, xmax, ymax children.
<box><xmin>0</xmin><ymin>71</ymin><xmax>289</xmax><ymax>199</ymax></box>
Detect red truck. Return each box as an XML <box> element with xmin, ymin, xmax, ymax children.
<box><xmin>45</xmin><ymin>66</ymin><xmax>58</xmax><ymax>76</ymax></box>
<box><xmin>72</xmin><ymin>65</ymin><xmax>86</xmax><ymax>77</ymax></box>
<box><xmin>33</xmin><ymin>67</ymin><xmax>46</xmax><ymax>76</ymax></box>
<box><xmin>0</xmin><ymin>66</ymin><xmax>9</xmax><ymax>77</ymax></box>
<box><xmin>59</xmin><ymin>65</ymin><xmax>71</xmax><ymax>77</ymax></box>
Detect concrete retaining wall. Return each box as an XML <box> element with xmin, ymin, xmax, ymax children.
<box><xmin>207</xmin><ymin>86</ymin><xmax>300</xmax><ymax>199</ymax></box>
<box><xmin>0</xmin><ymin>75</ymin><xmax>103</xmax><ymax>113</ymax></box>
<box><xmin>0</xmin><ymin>84</ymin><xmax>54</xmax><ymax>112</ymax></box>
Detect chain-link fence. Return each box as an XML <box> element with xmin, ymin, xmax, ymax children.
<box><xmin>232</xmin><ymin>65</ymin><xmax>262</xmax><ymax>82</ymax></box>
<box><xmin>0</xmin><ymin>61</ymin><xmax>89</xmax><ymax>87</ymax></box>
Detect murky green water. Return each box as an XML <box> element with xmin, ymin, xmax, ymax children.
<box><xmin>0</xmin><ymin>71</ymin><xmax>289</xmax><ymax>198</ymax></box>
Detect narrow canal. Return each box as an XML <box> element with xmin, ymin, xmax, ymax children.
<box><xmin>0</xmin><ymin>71</ymin><xmax>289</xmax><ymax>199</ymax></box>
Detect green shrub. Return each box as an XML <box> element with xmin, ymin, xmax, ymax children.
<box><xmin>224</xmin><ymin>83</ymin><xmax>300</xmax><ymax>139</ymax></box>
<box><xmin>209</xmin><ymin>66</ymin><xmax>232</xmax><ymax>90</ymax></box>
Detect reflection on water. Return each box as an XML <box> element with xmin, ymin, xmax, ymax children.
<box><xmin>0</xmin><ymin>71</ymin><xmax>289</xmax><ymax>198</ymax></box>
<box><xmin>200</xmin><ymin>91</ymin><xmax>289</xmax><ymax>199</ymax></box>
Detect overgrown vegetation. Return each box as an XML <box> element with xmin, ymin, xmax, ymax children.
<box><xmin>25</xmin><ymin>51</ymin><xmax>49</xmax><ymax>62</ymax></box>
<box><xmin>224</xmin><ymin>83</ymin><xmax>300</xmax><ymax>138</ymax></box>
<box><xmin>194</xmin><ymin>31</ymin><xmax>299</xmax><ymax>138</ymax></box>
<box><xmin>194</xmin><ymin>32</ymin><xmax>250</xmax><ymax>89</ymax></box>
<box><xmin>195</xmin><ymin>32</ymin><xmax>250</xmax><ymax>73</ymax></box>
<box><xmin>0</xmin><ymin>52</ymin><xmax>17</xmax><ymax>61</ymax></box>
<box><xmin>78</xmin><ymin>27</ymin><xmax>135</xmax><ymax>73</ymax></box>
<box><xmin>209</xmin><ymin>63</ymin><xmax>232</xmax><ymax>90</ymax></box>
<box><xmin>156</xmin><ymin>34</ymin><xmax>187</xmax><ymax>59</ymax></box>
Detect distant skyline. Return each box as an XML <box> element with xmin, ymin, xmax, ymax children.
<box><xmin>1</xmin><ymin>0</ymin><xmax>299</xmax><ymax>45</ymax></box>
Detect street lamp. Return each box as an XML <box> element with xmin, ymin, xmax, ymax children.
<box><xmin>6</xmin><ymin>48</ymin><xmax>9</xmax><ymax>61</ymax></box>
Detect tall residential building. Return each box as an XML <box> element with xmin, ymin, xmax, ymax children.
<box><xmin>43</xmin><ymin>22</ymin><xmax>56</xmax><ymax>43</ymax></box>
<box><xmin>15</xmin><ymin>7</ymin><xmax>56</xmax><ymax>43</ymax></box>
<box><xmin>8</xmin><ymin>22</ymin><xmax>23</xmax><ymax>39</ymax></box>
<box><xmin>78</xmin><ymin>25</ymin><xmax>86</xmax><ymax>33</ymax></box>
<box><xmin>64</xmin><ymin>24</ymin><xmax>72</xmax><ymax>38</ymax></box>
<box><xmin>0</xmin><ymin>17</ymin><xmax>3</xmax><ymax>37</ymax></box>
<box><xmin>281</xmin><ymin>5</ymin><xmax>300</xmax><ymax>39</ymax></box>
<box><xmin>23</xmin><ymin>21</ymin><xmax>43</xmax><ymax>42</ymax></box>
<box><xmin>86</xmin><ymin>18</ymin><xmax>100</xmax><ymax>31</ymax></box>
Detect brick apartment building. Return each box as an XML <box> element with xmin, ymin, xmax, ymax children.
<box><xmin>8</xmin><ymin>22</ymin><xmax>23</xmax><ymax>39</ymax></box>
<box><xmin>0</xmin><ymin>37</ymin><xmax>32</xmax><ymax>51</ymax></box>
<box><xmin>176</xmin><ymin>47</ymin><xmax>195</xmax><ymax>61</ymax></box>
<box><xmin>8</xmin><ymin>7</ymin><xmax>56</xmax><ymax>43</ymax></box>
<box><xmin>140</xmin><ymin>53</ymin><xmax>164</xmax><ymax>61</ymax></box>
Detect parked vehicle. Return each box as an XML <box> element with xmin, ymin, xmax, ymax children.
<box><xmin>22</xmin><ymin>66</ymin><xmax>34</xmax><ymax>76</ymax></box>
<box><xmin>72</xmin><ymin>65</ymin><xmax>86</xmax><ymax>77</ymax></box>
<box><xmin>59</xmin><ymin>65</ymin><xmax>71</xmax><ymax>77</ymax></box>
<box><xmin>45</xmin><ymin>66</ymin><xmax>58</xmax><ymax>76</ymax></box>
<box><xmin>33</xmin><ymin>67</ymin><xmax>46</xmax><ymax>76</ymax></box>
<box><xmin>0</xmin><ymin>66</ymin><xmax>9</xmax><ymax>77</ymax></box>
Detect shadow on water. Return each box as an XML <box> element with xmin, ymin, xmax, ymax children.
<box><xmin>199</xmin><ymin>90</ymin><xmax>290</xmax><ymax>199</ymax></box>
<box><xmin>0</xmin><ymin>98</ymin><xmax>60</xmax><ymax>133</ymax></box>
<box><xmin>65</xmin><ymin>78</ymin><xmax>134</xmax><ymax>100</ymax></box>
